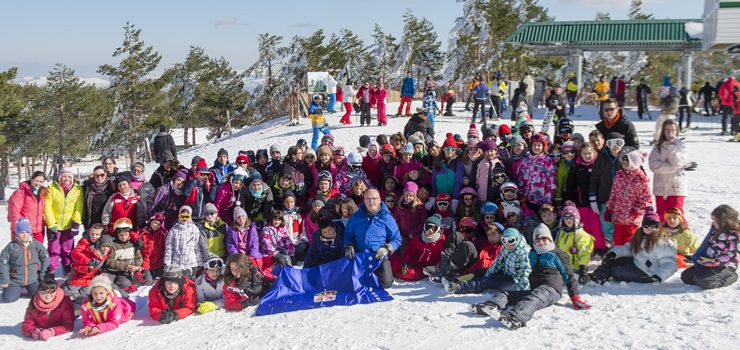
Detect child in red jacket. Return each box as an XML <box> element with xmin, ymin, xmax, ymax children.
<box><xmin>139</xmin><ymin>213</ymin><xmax>168</xmax><ymax>282</ymax></box>
<box><xmin>391</xmin><ymin>214</ymin><xmax>447</xmax><ymax>281</ymax></box>
<box><xmin>223</xmin><ymin>254</ymin><xmax>268</xmax><ymax>311</ymax></box>
<box><xmin>148</xmin><ymin>266</ymin><xmax>196</xmax><ymax>324</ymax></box>
<box><xmin>605</xmin><ymin>150</ymin><xmax>653</xmax><ymax>246</ymax></box>
<box><xmin>22</xmin><ymin>276</ymin><xmax>75</xmax><ymax>341</ymax></box>
<box><xmin>63</xmin><ymin>224</ymin><xmax>112</xmax><ymax>305</ymax></box>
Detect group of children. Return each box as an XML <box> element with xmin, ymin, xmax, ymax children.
<box><xmin>2</xmin><ymin>104</ymin><xmax>739</xmax><ymax>338</ymax></box>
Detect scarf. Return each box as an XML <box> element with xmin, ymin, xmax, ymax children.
<box><xmin>603</xmin><ymin>111</ymin><xmax>621</xmax><ymax>129</ymax></box>
<box><xmin>576</xmin><ymin>156</ymin><xmax>595</xmax><ymax>168</ymax></box>
<box><xmin>249</xmin><ymin>185</ymin><xmax>264</xmax><ymax>198</ymax></box>
<box><xmin>421</xmin><ymin>229</ymin><xmax>441</xmax><ymax>243</ymax></box>
<box><xmin>33</xmin><ymin>288</ymin><xmax>65</xmax><ymax>312</ymax></box>
<box><xmin>534</xmin><ymin>241</ymin><xmax>556</xmax><ymax>254</ymax></box>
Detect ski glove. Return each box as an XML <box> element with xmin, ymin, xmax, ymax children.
<box><xmin>571</xmin><ymin>295</ymin><xmax>591</xmax><ymax>310</ymax></box>
<box><xmin>578</xmin><ymin>266</ymin><xmax>591</xmax><ymax>284</ymax></box>
<box><xmin>684</xmin><ymin>162</ymin><xmax>697</xmax><ymax>171</ymax></box>
<box><xmin>604</xmin><ymin>251</ymin><xmax>617</xmax><ymax>261</ymax></box>
<box><xmin>374</xmin><ymin>244</ymin><xmax>393</xmax><ymax>260</ymax></box>
<box><xmin>159</xmin><ymin>310</ymin><xmax>179</xmax><ymax>324</ymax></box>
<box><xmin>240</xmin><ymin>296</ymin><xmax>260</xmax><ymax>308</ymax></box>
<box><xmin>88</xmin><ymin>258</ymin><xmax>104</xmax><ymax>270</ymax></box>
<box><xmin>32</xmin><ymin>328</ymin><xmax>54</xmax><ymax>341</ymax></box>
<box><xmin>70</xmin><ymin>223</ymin><xmax>80</xmax><ymax>236</ymax></box>
<box><xmin>345</xmin><ymin>245</ymin><xmax>355</xmax><ymax>260</ymax></box>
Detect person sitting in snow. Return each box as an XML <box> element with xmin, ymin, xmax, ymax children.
<box><xmin>682</xmin><ymin>204</ymin><xmax>740</xmax><ymax>290</ymax></box>
<box><xmin>104</xmin><ymin>218</ymin><xmax>143</xmax><ymax>296</ymax></box>
<box><xmin>195</xmin><ymin>256</ymin><xmax>225</xmax><ymax>314</ymax></box>
<box><xmin>63</xmin><ymin>224</ymin><xmax>111</xmax><ymax>307</ymax></box>
<box><xmin>79</xmin><ymin>274</ymin><xmax>136</xmax><ymax>337</ymax></box>
<box><xmin>223</xmin><ymin>254</ymin><xmax>267</xmax><ymax>311</ymax></box>
<box><xmin>1</xmin><ymin>218</ymin><xmax>50</xmax><ymax>303</ymax></box>
<box><xmin>304</xmin><ymin>219</ymin><xmax>345</xmax><ymax>268</ymax></box>
<box><xmin>391</xmin><ymin>214</ymin><xmax>447</xmax><ymax>281</ymax></box>
<box><xmin>148</xmin><ymin>266</ymin><xmax>197</xmax><ymax>324</ymax></box>
<box><xmin>426</xmin><ymin>217</ymin><xmax>479</xmax><ymax>282</ymax></box>
<box><xmin>472</xmin><ymin>223</ymin><xmax>591</xmax><ymax>330</ymax></box>
<box><xmin>554</xmin><ymin>201</ymin><xmax>595</xmax><ymax>284</ymax></box>
<box><xmin>445</xmin><ymin>227</ymin><xmax>530</xmax><ymax>294</ymax></box>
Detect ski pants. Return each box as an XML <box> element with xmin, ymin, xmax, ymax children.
<box><xmin>487</xmin><ymin>284</ymin><xmax>561</xmax><ymax>324</ymax></box>
<box><xmin>327</xmin><ymin>93</ymin><xmax>336</xmax><ymax>112</ymax></box>
<box><xmin>458</xmin><ymin>273</ymin><xmax>515</xmax><ymax>294</ymax></box>
<box><xmin>398</xmin><ymin>96</ymin><xmax>413</xmax><ymax>116</ymax></box>
<box><xmin>47</xmin><ymin>229</ymin><xmax>74</xmax><ymax>273</ymax></box>
<box><xmin>593</xmin><ymin>257</ymin><xmax>653</xmax><ymax>283</ymax></box>
<box><xmin>681</xmin><ymin>264</ymin><xmax>738</xmax><ymax>290</ymax></box>
<box><xmin>1</xmin><ymin>282</ymin><xmax>39</xmax><ymax>303</ymax></box>
<box><xmin>473</xmin><ymin>99</ymin><xmax>487</xmax><ymax>122</ymax></box>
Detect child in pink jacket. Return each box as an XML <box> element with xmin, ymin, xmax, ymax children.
<box><xmin>79</xmin><ymin>274</ymin><xmax>135</xmax><ymax>337</ymax></box>
<box><xmin>605</xmin><ymin>150</ymin><xmax>653</xmax><ymax>246</ymax></box>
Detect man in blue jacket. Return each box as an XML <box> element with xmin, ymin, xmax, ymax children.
<box><xmin>397</xmin><ymin>71</ymin><xmax>417</xmax><ymax>117</ymax></box>
<box><xmin>344</xmin><ymin>189</ymin><xmax>402</xmax><ymax>288</ymax></box>
<box><xmin>209</xmin><ymin>148</ymin><xmax>235</xmax><ymax>185</ymax></box>
<box><xmin>472</xmin><ymin>77</ymin><xmax>490</xmax><ymax>123</ymax></box>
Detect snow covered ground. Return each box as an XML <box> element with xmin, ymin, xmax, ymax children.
<box><xmin>1</xmin><ymin>101</ymin><xmax>739</xmax><ymax>349</ymax></box>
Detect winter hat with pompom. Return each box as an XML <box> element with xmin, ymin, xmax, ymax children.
<box><xmin>467</xmin><ymin>124</ymin><xmax>480</xmax><ymax>141</ymax></box>
<box><xmin>90</xmin><ymin>274</ymin><xmax>114</xmax><ymax>293</ymax></box>
<box><xmin>442</xmin><ymin>133</ymin><xmax>457</xmax><ymax>149</ymax></box>
<box><xmin>403</xmin><ymin>181</ymin><xmax>419</xmax><ymax>195</ymax></box>
<box><xmin>560</xmin><ymin>201</ymin><xmax>581</xmax><ymax>227</ymax></box>
<box><xmin>621</xmin><ymin>150</ymin><xmax>648</xmax><ymax>171</ymax></box>
<box><xmin>533</xmin><ymin>223</ymin><xmax>556</xmax><ymax>254</ymax></box>
<box><xmin>642</xmin><ymin>207</ymin><xmax>661</xmax><ymax>227</ymax></box>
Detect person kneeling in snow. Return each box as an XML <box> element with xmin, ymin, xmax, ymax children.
<box><xmin>391</xmin><ymin>214</ymin><xmax>446</xmax><ymax>281</ymax></box>
<box><xmin>474</xmin><ymin>223</ymin><xmax>590</xmax><ymax>330</ymax></box>
<box><xmin>223</xmin><ymin>254</ymin><xmax>268</xmax><ymax>311</ymax></box>
<box><xmin>343</xmin><ymin>189</ymin><xmax>402</xmax><ymax>289</ymax></box>
<box><xmin>79</xmin><ymin>274</ymin><xmax>136</xmax><ymax>336</ymax></box>
<box><xmin>148</xmin><ymin>266</ymin><xmax>197</xmax><ymax>324</ymax></box>
<box><xmin>195</xmin><ymin>256</ymin><xmax>225</xmax><ymax>314</ymax></box>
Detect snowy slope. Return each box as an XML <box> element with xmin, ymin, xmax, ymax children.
<box><xmin>1</xmin><ymin>102</ymin><xmax>739</xmax><ymax>350</ymax></box>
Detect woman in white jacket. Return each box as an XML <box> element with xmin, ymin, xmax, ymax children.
<box><xmin>590</xmin><ymin>208</ymin><xmax>678</xmax><ymax>284</ymax></box>
<box><xmin>648</xmin><ymin>119</ymin><xmax>697</xmax><ymax>219</ymax></box>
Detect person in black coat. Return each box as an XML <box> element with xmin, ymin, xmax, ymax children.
<box><xmin>403</xmin><ymin>111</ymin><xmax>434</xmax><ymax>144</ymax></box>
<box><xmin>595</xmin><ymin>98</ymin><xmax>639</xmax><ymax>152</ymax></box>
<box><xmin>152</xmin><ymin>126</ymin><xmax>177</xmax><ymax>164</ymax></box>
<box><xmin>698</xmin><ymin>81</ymin><xmax>716</xmax><ymax>116</ymax></box>
<box><xmin>83</xmin><ymin>166</ymin><xmax>115</xmax><ymax>229</ymax></box>
<box><xmin>149</xmin><ymin>160</ymin><xmax>184</xmax><ymax>189</ymax></box>
<box><xmin>635</xmin><ymin>79</ymin><xmax>652</xmax><ymax>120</ymax></box>
<box><xmin>238</xmin><ymin>174</ymin><xmax>274</xmax><ymax>226</ymax></box>
<box><xmin>304</xmin><ymin>219</ymin><xmax>346</xmax><ymax>268</ymax></box>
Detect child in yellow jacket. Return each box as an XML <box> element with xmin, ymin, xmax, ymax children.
<box><xmin>663</xmin><ymin>208</ymin><xmax>698</xmax><ymax>268</ymax></box>
<box><xmin>555</xmin><ymin>201</ymin><xmax>595</xmax><ymax>284</ymax></box>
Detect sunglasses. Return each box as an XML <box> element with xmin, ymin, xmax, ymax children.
<box><xmin>551</xmin><ymin>153</ymin><xmax>561</xmax><ymax>158</ymax></box>
<box><xmin>94</xmin><ymin>173</ymin><xmax>106</xmax><ymax>178</ymax></box>
<box><xmin>605</xmin><ymin>139</ymin><xmax>625</xmax><ymax>148</ymax></box>
<box><xmin>643</xmin><ymin>223</ymin><xmax>660</xmax><ymax>229</ymax></box>
<box><xmin>237</xmin><ymin>161</ymin><xmax>248</xmax><ymax>165</ymax></box>
<box><xmin>502</xmin><ymin>237</ymin><xmax>517</xmax><ymax>245</ymax></box>
<box><xmin>460</xmin><ymin>227</ymin><xmax>475</xmax><ymax>234</ymax></box>
<box><xmin>436</xmin><ymin>201</ymin><xmax>450</xmax><ymax>207</ymax></box>
<box><xmin>206</xmin><ymin>259</ymin><xmax>224</xmax><ymax>270</ymax></box>
<box><xmin>603</xmin><ymin>107</ymin><xmax>617</xmax><ymax>112</ymax></box>
<box><xmin>563</xmin><ymin>150</ymin><xmax>576</xmax><ymax>155</ymax></box>
<box><xmin>444</xmin><ymin>147</ymin><xmax>457</xmax><ymax>152</ymax></box>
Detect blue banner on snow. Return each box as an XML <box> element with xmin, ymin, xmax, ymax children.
<box><xmin>255</xmin><ymin>253</ymin><xmax>393</xmax><ymax>316</ymax></box>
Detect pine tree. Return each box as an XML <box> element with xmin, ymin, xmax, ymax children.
<box><xmin>366</xmin><ymin>24</ymin><xmax>398</xmax><ymax>83</ymax></box>
<box><xmin>98</xmin><ymin>22</ymin><xmax>163</xmax><ymax>163</ymax></box>
<box><xmin>197</xmin><ymin>57</ymin><xmax>249</xmax><ymax>139</ymax></box>
<box><xmin>245</xmin><ymin>33</ymin><xmax>287</xmax><ymax>118</ymax></box>
<box><xmin>393</xmin><ymin>10</ymin><xmax>443</xmax><ymax>84</ymax></box>
<box><xmin>629</xmin><ymin>0</ymin><xmax>653</xmax><ymax>20</ymax></box>
<box><xmin>162</xmin><ymin>46</ymin><xmax>210</xmax><ymax>146</ymax></box>
<box><xmin>0</xmin><ymin>67</ymin><xmax>25</xmax><ymax>199</ymax></box>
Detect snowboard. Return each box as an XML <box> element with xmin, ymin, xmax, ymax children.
<box><xmin>541</xmin><ymin>109</ymin><xmax>555</xmax><ymax>134</ymax></box>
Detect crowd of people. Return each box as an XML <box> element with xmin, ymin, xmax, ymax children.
<box><xmin>2</xmin><ymin>74</ymin><xmax>739</xmax><ymax>337</ymax></box>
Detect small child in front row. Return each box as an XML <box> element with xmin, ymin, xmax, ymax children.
<box><xmin>473</xmin><ymin>225</ymin><xmax>591</xmax><ymax>330</ymax></box>
<box><xmin>1</xmin><ymin>218</ymin><xmax>50</xmax><ymax>303</ymax></box>
<box><xmin>195</xmin><ymin>256</ymin><xmax>225</xmax><ymax>314</ymax></box>
<box><xmin>554</xmin><ymin>201</ymin><xmax>595</xmax><ymax>284</ymax></box>
<box><xmin>79</xmin><ymin>274</ymin><xmax>135</xmax><ymax>337</ymax></box>
<box><xmin>662</xmin><ymin>207</ymin><xmax>698</xmax><ymax>268</ymax></box>
<box><xmin>22</xmin><ymin>276</ymin><xmax>75</xmax><ymax>341</ymax></box>
<box><xmin>260</xmin><ymin>210</ymin><xmax>295</xmax><ymax>266</ymax></box>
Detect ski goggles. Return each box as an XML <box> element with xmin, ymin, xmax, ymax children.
<box><xmin>643</xmin><ymin>221</ymin><xmax>660</xmax><ymax>229</ymax></box>
<box><xmin>436</xmin><ymin>201</ymin><xmax>450</xmax><ymax>208</ymax></box>
<box><xmin>665</xmin><ymin>207</ymin><xmax>683</xmax><ymax>217</ymax></box>
<box><xmin>205</xmin><ymin>258</ymin><xmax>224</xmax><ymax>270</ymax></box>
<box><xmin>502</xmin><ymin>189</ymin><xmax>517</xmax><ymax>195</ymax></box>
<box><xmin>443</xmin><ymin>146</ymin><xmax>457</xmax><ymax>152</ymax></box>
<box><xmin>424</xmin><ymin>223</ymin><xmax>440</xmax><ymax>233</ymax></box>
<box><xmin>178</xmin><ymin>213</ymin><xmax>192</xmax><ymax>220</ymax></box>
<box><xmin>502</xmin><ymin>237</ymin><xmax>517</xmax><ymax>245</ymax></box>
<box><xmin>605</xmin><ymin>139</ymin><xmax>625</xmax><ymax>148</ymax></box>
<box><xmin>562</xmin><ymin>150</ymin><xmax>576</xmax><ymax>155</ymax></box>
<box><xmin>333</xmin><ymin>149</ymin><xmax>345</xmax><ymax>156</ymax></box>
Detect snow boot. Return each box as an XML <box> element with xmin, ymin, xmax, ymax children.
<box><xmin>498</xmin><ymin>311</ymin><xmax>524</xmax><ymax>330</ymax></box>
<box><xmin>470</xmin><ymin>301</ymin><xmax>498</xmax><ymax>316</ymax></box>
<box><xmin>442</xmin><ymin>277</ymin><xmax>461</xmax><ymax>294</ymax></box>
<box><xmin>731</xmin><ymin>133</ymin><xmax>740</xmax><ymax>142</ymax></box>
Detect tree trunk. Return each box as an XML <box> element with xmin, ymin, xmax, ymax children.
<box><xmin>0</xmin><ymin>147</ymin><xmax>7</xmax><ymax>200</ymax></box>
<box><xmin>16</xmin><ymin>158</ymin><xmax>22</xmax><ymax>183</ymax></box>
<box><xmin>192</xmin><ymin>127</ymin><xmax>196</xmax><ymax>146</ymax></box>
<box><xmin>42</xmin><ymin>154</ymin><xmax>48</xmax><ymax>176</ymax></box>
<box><xmin>183</xmin><ymin>127</ymin><xmax>189</xmax><ymax>147</ymax></box>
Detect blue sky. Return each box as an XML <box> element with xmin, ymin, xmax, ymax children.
<box><xmin>0</xmin><ymin>0</ymin><xmax>704</xmax><ymax>77</ymax></box>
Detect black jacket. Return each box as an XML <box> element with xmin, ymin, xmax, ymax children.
<box><xmin>403</xmin><ymin>115</ymin><xmax>434</xmax><ymax>144</ymax></box>
<box><xmin>152</xmin><ymin>132</ymin><xmax>177</xmax><ymax>164</ymax></box>
<box><xmin>589</xmin><ymin>149</ymin><xmax>622</xmax><ymax>204</ymax></box>
<box><xmin>636</xmin><ymin>84</ymin><xmax>651</xmax><ymax>102</ymax></box>
<box><xmin>83</xmin><ymin>179</ymin><xmax>115</xmax><ymax>228</ymax></box>
<box><xmin>304</xmin><ymin>222</ymin><xmax>345</xmax><ymax>268</ymax></box>
<box><xmin>564</xmin><ymin>162</ymin><xmax>591</xmax><ymax>207</ymax></box>
<box><xmin>699</xmin><ymin>84</ymin><xmax>714</xmax><ymax>100</ymax></box>
<box><xmin>529</xmin><ymin>248</ymin><xmax>579</xmax><ymax>297</ymax></box>
<box><xmin>595</xmin><ymin>109</ymin><xmax>639</xmax><ymax>152</ymax></box>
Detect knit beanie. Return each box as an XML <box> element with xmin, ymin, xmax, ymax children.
<box><xmin>15</xmin><ymin>218</ymin><xmax>32</xmax><ymax>235</ymax></box>
<box><xmin>90</xmin><ymin>274</ymin><xmax>113</xmax><ymax>292</ymax></box>
<box><xmin>317</xmin><ymin>145</ymin><xmax>333</xmax><ymax>158</ymax></box>
<box><xmin>217</xmin><ymin>148</ymin><xmax>229</xmax><ymax>158</ymax></box>
<box><xmin>479</xmin><ymin>139</ymin><xmax>497</xmax><ymax>151</ymax></box>
<box><xmin>502</xmin><ymin>201</ymin><xmax>522</xmax><ymax>218</ymax></box>
<box><xmin>622</xmin><ymin>150</ymin><xmax>648</xmax><ymax>171</ymax></box>
<box><xmin>403</xmin><ymin>181</ymin><xmax>419</xmax><ymax>195</ymax></box>
<box><xmin>59</xmin><ymin>166</ymin><xmax>74</xmax><ymax>178</ymax></box>
<box><xmin>561</xmin><ymin>141</ymin><xmax>577</xmax><ymax>153</ymax></box>
<box><xmin>422</xmin><ymin>214</ymin><xmax>443</xmax><ymax>243</ymax></box>
<box><xmin>233</xmin><ymin>206</ymin><xmax>248</xmax><ymax>221</ymax></box>
<box><xmin>235</xmin><ymin>154</ymin><xmax>249</xmax><ymax>166</ymax></box>
<box><xmin>642</xmin><ymin>207</ymin><xmax>661</xmax><ymax>226</ymax></box>
<box><xmin>467</xmin><ymin>123</ymin><xmax>480</xmax><ymax>141</ymax></box>
<box><xmin>174</xmin><ymin>168</ymin><xmax>188</xmax><ymax>181</ymax></box>
<box><xmin>162</xmin><ymin>266</ymin><xmax>185</xmax><ymax>288</ymax></box>
<box><xmin>195</xmin><ymin>158</ymin><xmax>209</xmax><ymax>172</ymax></box>
<box><xmin>359</xmin><ymin>135</ymin><xmax>371</xmax><ymax>149</ymax></box>
<box><xmin>401</xmin><ymin>142</ymin><xmax>414</xmax><ymax>155</ymax></box>
<box><xmin>131</xmin><ymin>162</ymin><xmax>145</xmax><ymax>172</ymax></box>
<box><xmin>508</xmin><ymin>135</ymin><xmax>526</xmax><ymax>147</ymax></box>
<box><xmin>269</xmin><ymin>144</ymin><xmax>280</xmax><ymax>154</ymax></box>
<box><xmin>498</xmin><ymin>124</ymin><xmax>512</xmax><ymax>137</ymax></box>
<box><xmin>533</xmin><ymin>223</ymin><xmax>556</xmax><ymax>254</ymax></box>
<box><xmin>442</xmin><ymin>133</ymin><xmax>457</xmax><ymax>149</ymax></box>
<box><xmin>560</xmin><ymin>201</ymin><xmax>581</xmax><ymax>225</ymax></box>
<box><xmin>97</xmin><ymin>234</ymin><xmax>114</xmax><ymax>248</ymax></box>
